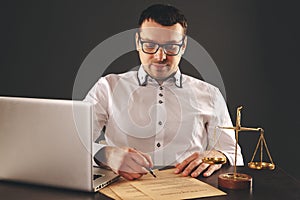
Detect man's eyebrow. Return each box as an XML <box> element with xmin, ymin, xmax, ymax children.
<box><xmin>140</xmin><ymin>37</ymin><xmax>183</xmax><ymax>44</ymax></box>
<box><xmin>139</xmin><ymin>37</ymin><xmax>157</xmax><ymax>43</ymax></box>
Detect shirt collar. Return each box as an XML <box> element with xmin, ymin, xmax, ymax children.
<box><xmin>137</xmin><ymin>65</ymin><xmax>183</xmax><ymax>88</ymax></box>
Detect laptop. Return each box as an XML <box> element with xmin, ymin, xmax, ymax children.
<box><xmin>0</xmin><ymin>96</ymin><xmax>119</xmax><ymax>192</ymax></box>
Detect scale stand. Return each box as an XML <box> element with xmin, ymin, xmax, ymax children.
<box><xmin>203</xmin><ymin>106</ymin><xmax>275</xmax><ymax>190</ymax></box>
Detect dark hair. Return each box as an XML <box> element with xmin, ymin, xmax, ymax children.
<box><xmin>138</xmin><ymin>4</ymin><xmax>188</xmax><ymax>34</ymax></box>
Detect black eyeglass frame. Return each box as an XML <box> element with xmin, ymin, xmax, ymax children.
<box><xmin>138</xmin><ymin>32</ymin><xmax>186</xmax><ymax>56</ymax></box>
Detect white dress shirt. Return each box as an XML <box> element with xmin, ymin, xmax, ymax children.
<box><xmin>84</xmin><ymin>66</ymin><xmax>243</xmax><ymax>166</ymax></box>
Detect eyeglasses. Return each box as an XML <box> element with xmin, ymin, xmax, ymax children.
<box><xmin>138</xmin><ymin>33</ymin><xmax>185</xmax><ymax>56</ymax></box>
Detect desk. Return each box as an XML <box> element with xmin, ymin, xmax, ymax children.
<box><xmin>0</xmin><ymin>166</ymin><xmax>299</xmax><ymax>200</ymax></box>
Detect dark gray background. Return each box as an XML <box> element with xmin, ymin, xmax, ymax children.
<box><xmin>1</xmin><ymin>0</ymin><xmax>299</xmax><ymax>180</ymax></box>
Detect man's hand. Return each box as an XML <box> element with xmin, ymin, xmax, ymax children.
<box><xmin>174</xmin><ymin>151</ymin><xmax>225</xmax><ymax>177</ymax></box>
<box><xmin>95</xmin><ymin>146</ymin><xmax>153</xmax><ymax>180</ymax></box>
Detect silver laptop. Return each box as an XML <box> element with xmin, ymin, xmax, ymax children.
<box><xmin>0</xmin><ymin>96</ymin><xmax>119</xmax><ymax>192</ymax></box>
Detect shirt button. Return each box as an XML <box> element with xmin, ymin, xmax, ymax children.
<box><xmin>159</xmin><ymin>86</ymin><xmax>163</xmax><ymax>90</ymax></box>
<box><xmin>158</xmin><ymin>121</ymin><xmax>163</xmax><ymax>125</ymax></box>
<box><xmin>158</xmin><ymin>100</ymin><xmax>163</xmax><ymax>104</ymax></box>
<box><xmin>157</xmin><ymin>143</ymin><xmax>161</xmax><ymax>148</ymax></box>
<box><xmin>159</xmin><ymin>93</ymin><xmax>163</xmax><ymax>97</ymax></box>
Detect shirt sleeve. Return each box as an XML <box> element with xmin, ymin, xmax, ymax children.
<box><xmin>208</xmin><ymin>87</ymin><xmax>244</xmax><ymax>166</ymax></box>
<box><xmin>83</xmin><ymin>77</ymin><xmax>110</xmax><ymax>166</ymax></box>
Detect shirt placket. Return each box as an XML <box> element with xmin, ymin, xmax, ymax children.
<box><xmin>153</xmin><ymin>85</ymin><xmax>165</xmax><ymax>165</ymax></box>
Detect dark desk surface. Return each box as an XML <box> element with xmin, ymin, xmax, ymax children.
<box><xmin>0</xmin><ymin>166</ymin><xmax>299</xmax><ymax>200</ymax></box>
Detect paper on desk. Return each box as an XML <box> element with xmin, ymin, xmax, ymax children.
<box><xmin>100</xmin><ymin>186</ymin><xmax>122</xmax><ymax>200</ymax></box>
<box><xmin>100</xmin><ymin>168</ymin><xmax>226</xmax><ymax>200</ymax></box>
<box><xmin>100</xmin><ymin>178</ymin><xmax>151</xmax><ymax>200</ymax></box>
<box><xmin>131</xmin><ymin>168</ymin><xmax>226</xmax><ymax>200</ymax></box>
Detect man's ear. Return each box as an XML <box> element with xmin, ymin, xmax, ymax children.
<box><xmin>180</xmin><ymin>36</ymin><xmax>187</xmax><ymax>55</ymax></box>
<box><xmin>135</xmin><ymin>32</ymin><xmax>140</xmax><ymax>51</ymax></box>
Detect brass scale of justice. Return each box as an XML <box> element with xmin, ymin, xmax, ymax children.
<box><xmin>202</xmin><ymin>106</ymin><xmax>275</xmax><ymax>189</ymax></box>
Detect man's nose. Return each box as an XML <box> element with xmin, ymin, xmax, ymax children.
<box><xmin>154</xmin><ymin>47</ymin><xmax>167</xmax><ymax>61</ymax></box>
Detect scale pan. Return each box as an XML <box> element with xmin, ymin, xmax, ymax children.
<box><xmin>248</xmin><ymin>161</ymin><xmax>275</xmax><ymax>170</ymax></box>
<box><xmin>203</xmin><ymin>157</ymin><xmax>227</xmax><ymax>165</ymax></box>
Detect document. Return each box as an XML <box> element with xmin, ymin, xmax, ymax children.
<box><xmin>100</xmin><ymin>178</ymin><xmax>151</xmax><ymax>200</ymax></box>
<box><xmin>100</xmin><ymin>168</ymin><xmax>226</xmax><ymax>200</ymax></box>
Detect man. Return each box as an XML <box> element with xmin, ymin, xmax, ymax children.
<box><xmin>84</xmin><ymin>4</ymin><xmax>243</xmax><ymax>181</ymax></box>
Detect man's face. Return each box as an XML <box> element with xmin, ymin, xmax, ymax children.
<box><xmin>136</xmin><ymin>20</ymin><xmax>186</xmax><ymax>81</ymax></box>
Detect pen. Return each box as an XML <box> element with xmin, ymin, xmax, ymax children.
<box><xmin>148</xmin><ymin>168</ymin><xmax>157</xmax><ymax>178</ymax></box>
